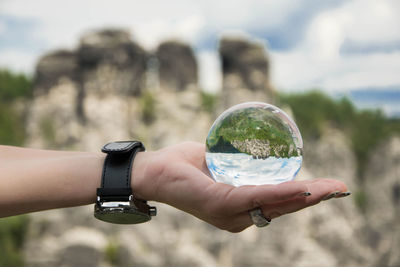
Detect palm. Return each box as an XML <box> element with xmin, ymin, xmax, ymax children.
<box><xmin>147</xmin><ymin>142</ymin><xmax>348</xmax><ymax>232</ymax></box>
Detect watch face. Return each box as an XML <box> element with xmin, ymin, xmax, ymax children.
<box><xmin>95</xmin><ymin>210</ymin><xmax>150</xmax><ymax>224</ymax></box>
<box><xmin>94</xmin><ymin>204</ymin><xmax>151</xmax><ymax>224</ymax></box>
<box><xmin>94</xmin><ymin>203</ymin><xmax>151</xmax><ymax>224</ymax></box>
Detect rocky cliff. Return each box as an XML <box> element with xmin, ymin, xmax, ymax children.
<box><xmin>23</xmin><ymin>29</ymin><xmax>399</xmax><ymax>267</ymax></box>
<box><xmin>219</xmin><ymin>37</ymin><xmax>274</xmax><ymax>109</ymax></box>
<box><xmin>156</xmin><ymin>41</ymin><xmax>198</xmax><ymax>92</ymax></box>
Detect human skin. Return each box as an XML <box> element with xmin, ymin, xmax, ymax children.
<box><xmin>0</xmin><ymin>141</ymin><xmax>349</xmax><ymax>232</ymax></box>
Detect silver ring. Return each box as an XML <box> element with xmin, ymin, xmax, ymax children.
<box><xmin>249</xmin><ymin>208</ymin><xmax>271</xmax><ymax>227</ymax></box>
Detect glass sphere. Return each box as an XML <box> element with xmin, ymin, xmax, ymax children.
<box><xmin>206</xmin><ymin>102</ymin><xmax>303</xmax><ymax>186</ymax></box>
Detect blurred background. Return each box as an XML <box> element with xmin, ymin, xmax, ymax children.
<box><xmin>0</xmin><ymin>0</ymin><xmax>399</xmax><ymax>266</ymax></box>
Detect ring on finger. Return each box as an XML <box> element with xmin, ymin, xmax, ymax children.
<box><xmin>249</xmin><ymin>208</ymin><xmax>271</xmax><ymax>227</ymax></box>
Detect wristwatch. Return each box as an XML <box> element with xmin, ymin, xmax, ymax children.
<box><xmin>94</xmin><ymin>141</ymin><xmax>156</xmax><ymax>224</ymax></box>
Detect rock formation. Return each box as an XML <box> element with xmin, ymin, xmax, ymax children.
<box><xmin>77</xmin><ymin>29</ymin><xmax>148</xmax><ymax>150</ymax></box>
<box><xmin>26</xmin><ymin>80</ymin><xmax>83</xmax><ymax>149</ymax></box>
<box><xmin>219</xmin><ymin>37</ymin><xmax>274</xmax><ymax>108</ymax></box>
<box><xmin>156</xmin><ymin>41</ymin><xmax>198</xmax><ymax>91</ymax></box>
<box><xmin>34</xmin><ymin>50</ymin><xmax>79</xmax><ymax>96</ymax></box>
<box><xmin>303</xmin><ymin>128</ymin><xmax>358</xmax><ymax>189</ymax></box>
<box><xmin>22</xmin><ymin>28</ymin><xmax>400</xmax><ymax>267</ymax></box>
<box><xmin>26</xmin><ymin>29</ymin><xmax>208</xmax><ymax>152</ymax></box>
<box><xmin>363</xmin><ymin>136</ymin><xmax>400</xmax><ymax>266</ymax></box>
<box><xmin>78</xmin><ymin>29</ymin><xmax>147</xmax><ymax>97</ymax></box>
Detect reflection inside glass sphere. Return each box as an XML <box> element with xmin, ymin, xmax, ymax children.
<box><xmin>205</xmin><ymin>102</ymin><xmax>303</xmax><ymax>186</ymax></box>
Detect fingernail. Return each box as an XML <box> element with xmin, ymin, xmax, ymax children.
<box><xmin>299</xmin><ymin>192</ymin><xmax>312</xmax><ymax>197</ymax></box>
<box><xmin>322</xmin><ymin>191</ymin><xmax>341</xmax><ymax>201</ymax></box>
<box><xmin>335</xmin><ymin>191</ymin><xmax>352</xmax><ymax>198</ymax></box>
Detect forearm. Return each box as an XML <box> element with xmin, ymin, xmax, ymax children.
<box><xmin>0</xmin><ymin>142</ymin><xmax>350</xmax><ymax>233</ymax></box>
<box><xmin>0</xmin><ymin>146</ymin><xmax>105</xmax><ymax>217</ymax></box>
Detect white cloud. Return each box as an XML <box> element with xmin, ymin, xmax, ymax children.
<box><xmin>0</xmin><ymin>20</ymin><xmax>5</xmax><ymax>35</ymax></box>
<box><xmin>0</xmin><ymin>0</ymin><xmax>207</xmax><ymax>49</ymax></box>
<box><xmin>271</xmin><ymin>0</ymin><xmax>400</xmax><ymax>92</ymax></box>
<box><xmin>342</xmin><ymin>0</ymin><xmax>400</xmax><ymax>44</ymax></box>
<box><xmin>0</xmin><ymin>0</ymin><xmax>302</xmax><ymax>49</ymax></box>
<box><xmin>197</xmin><ymin>50</ymin><xmax>221</xmax><ymax>92</ymax></box>
<box><xmin>319</xmin><ymin>52</ymin><xmax>400</xmax><ymax>91</ymax></box>
<box><xmin>0</xmin><ymin>0</ymin><xmax>399</xmax><ymax>92</ymax></box>
<box><xmin>0</xmin><ymin>0</ymin><xmax>211</xmax><ymax>77</ymax></box>
<box><xmin>134</xmin><ymin>15</ymin><xmax>206</xmax><ymax>50</ymax></box>
<box><xmin>203</xmin><ymin>0</ymin><xmax>301</xmax><ymax>30</ymax></box>
<box><xmin>0</xmin><ymin>48</ymin><xmax>37</xmax><ymax>74</ymax></box>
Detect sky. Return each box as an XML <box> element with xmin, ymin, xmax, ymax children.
<box><xmin>0</xmin><ymin>0</ymin><xmax>400</xmax><ymax>94</ymax></box>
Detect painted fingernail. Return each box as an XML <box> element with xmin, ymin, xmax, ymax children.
<box><xmin>335</xmin><ymin>191</ymin><xmax>352</xmax><ymax>198</ymax></box>
<box><xmin>322</xmin><ymin>191</ymin><xmax>341</xmax><ymax>201</ymax></box>
<box><xmin>299</xmin><ymin>192</ymin><xmax>312</xmax><ymax>197</ymax></box>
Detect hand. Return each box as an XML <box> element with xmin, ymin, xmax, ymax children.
<box><xmin>132</xmin><ymin>141</ymin><xmax>349</xmax><ymax>233</ymax></box>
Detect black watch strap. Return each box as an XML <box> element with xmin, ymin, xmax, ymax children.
<box><xmin>97</xmin><ymin>141</ymin><xmax>144</xmax><ymax>201</ymax></box>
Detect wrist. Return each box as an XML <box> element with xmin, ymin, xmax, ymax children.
<box><xmin>130</xmin><ymin>150</ymin><xmax>159</xmax><ymax>201</ymax></box>
<box><xmin>95</xmin><ymin>141</ymin><xmax>156</xmax><ymax>224</ymax></box>
<box><xmin>70</xmin><ymin>152</ymin><xmax>105</xmax><ymax>205</ymax></box>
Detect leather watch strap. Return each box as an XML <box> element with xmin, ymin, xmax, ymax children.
<box><xmin>97</xmin><ymin>141</ymin><xmax>145</xmax><ymax>201</ymax></box>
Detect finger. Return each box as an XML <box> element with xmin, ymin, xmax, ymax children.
<box><xmin>233</xmin><ymin>196</ymin><xmax>309</xmax><ymax>228</ymax></box>
<box><xmin>295</xmin><ymin>178</ymin><xmax>348</xmax><ymax>191</ymax></box>
<box><xmin>208</xmin><ymin>178</ymin><xmax>349</xmax><ymax>232</ymax></box>
<box><xmin>257</xmin><ymin>179</ymin><xmax>348</xmax><ymax>220</ymax></box>
<box><xmin>270</xmin><ymin>178</ymin><xmax>348</xmax><ymax>203</ymax></box>
<box><xmin>260</xmin><ymin>197</ymin><xmax>314</xmax><ymax>220</ymax></box>
<box><xmin>300</xmin><ymin>178</ymin><xmax>348</xmax><ymax>199</ymax></box>
<box><xmin>212</xmin><ymin>180</ymin><xmax>309</xmax><ymax>213</ymax></box>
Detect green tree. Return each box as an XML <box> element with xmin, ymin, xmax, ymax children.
<box><xmin>278</xmin><ymin>90</ymin><xmax>400</xmax><ymax>180</ymax></box>
<box><xmin>278</xmin><ymin>90</ymin><xmax>356</xmax><ymax>139</ymax></box>
<box><xmin>0</xmin><ymin>69</ymin><xmax>32</xmax><ymax>101</ymax></box>
<box><xmin>0</xmin><ymin>216</ymin><xmax>30</xmax><ymax>267</ymax></box>
<box><xmin>0</xmin><ymin>69</ymin><xmax>32</xmax><ymax>146</ymax></box>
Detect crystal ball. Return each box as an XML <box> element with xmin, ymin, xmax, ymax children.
<box><xmin>205</xmin><ymin>102</ymin><xmax>303</xmax><ymax>186</ymax></box>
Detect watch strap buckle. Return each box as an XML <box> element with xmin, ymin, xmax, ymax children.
<box><xmin>96</xmin><ymin>188</ymin><xmax>157</xmax><ymax>218</ymax></box>
<box><xmin>97</xmin><ymin>187</ymin><xmax>132</xmax><ymax>202</ymax></box>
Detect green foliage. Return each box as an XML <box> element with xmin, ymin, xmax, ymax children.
<box><xmin>0</xmin><ymin>69</ymin><xmax>32</xmax><ymax>146</ymax></box>
<box><xmin>140</xmin><ymin>91</ymin><xmax>156</xmax><ymax>124</ymax></box>
<box><xmin>350</xmin><ymin>109</ymin><xmax>389</xmax><ymax>178</ymax></box>
<box><xmin>278</xmin><ymin>90</ymin><xmax>400</xmax><ymax>180</ymax></box>
<box><xmin>0</xmin><ymin>215</ymin><xmax>30</xmax><ymax>267</ymax></box>
<box><xmin>200</xmin><ymin>91</ymin><xmax>218</xmax><ymax>113</ymax></box>
<box><xmin>0</xmin><ymin>103</ymin><xmax>26</xmax><ymax>146</ymax></box>
<box><xmin>104</xmin><ymin>240</ymin><xmax>120</xmax><ymax>265</ymax></box>
<box><xmin>0</xmin><ymin>69</ymin><xmax>32</xmax><ymax>101</ymax></box>
<box><xmin>278</xmin><ymin>90</ymin><xmax>356</xmax><ymax>139</ymax></box>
